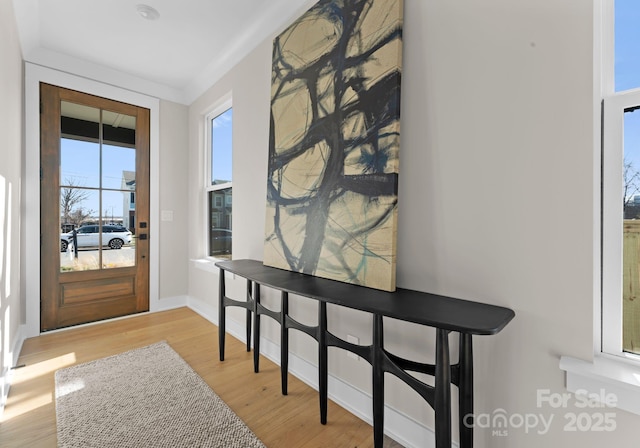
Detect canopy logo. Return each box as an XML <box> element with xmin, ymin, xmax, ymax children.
<box><xmin>464</xmin><ymin>389</ymin><xmax>617</xmax><ymax>437</ymax></box>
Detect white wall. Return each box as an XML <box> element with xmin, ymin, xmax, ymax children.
<box><xmin>158</xmin><ymin>100</ymin><xmax>189</xmax><ymax>301</ymax></box>
<box><xmin>2</xmin><ymin>0</ymin><xmax>191</xmax><ymax>411</ymax></box>
<box><xmin>187</xmin><ymin>0</ymin><xmax>640</xmax><ymax>446</ymax></box>
<box><xmin>0</xmin><ymin>0</ymin><xmax>24</xmax><ymax>409</ymax></box>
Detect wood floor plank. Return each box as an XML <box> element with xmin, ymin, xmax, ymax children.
<box><xmin>0</xmin><ymin>307</ymin><xmax>404</xmax><ymax>448</ymax></box>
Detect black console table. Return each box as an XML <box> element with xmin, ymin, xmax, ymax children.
<box><xmin>216</xmin><ymin>259</ymin><xmax>514</xmax><ymax>448</ymax></box>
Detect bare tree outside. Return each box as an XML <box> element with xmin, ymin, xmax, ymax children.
<box><xmin>624</xmin><ymin>159</ymin><xmax>640</xmax><ymax>212</ymax></box>
<box><xmin>60</xmin><ymin>178</ymin><xmax>96</xmax><ymax>228</ymax></box>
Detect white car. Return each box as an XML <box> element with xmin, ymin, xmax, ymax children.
<box><xmin>61</xmin><ymin>225</ymin><xmax>132</xmax><ymax>251</ymax></box>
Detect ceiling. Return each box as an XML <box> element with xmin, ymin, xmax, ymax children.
<box><xmin>11</xmin><ymin>0</ymin><xmax>309</xmax><ymax>104</ymax></box>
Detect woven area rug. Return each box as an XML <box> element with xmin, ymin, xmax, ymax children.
<box><xmin>55</xmin><ymin>341</ymin><xmax>266</xmax><ymax>448</ymax></box>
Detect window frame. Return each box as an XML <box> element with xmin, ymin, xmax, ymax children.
<box><xmin>601</xmin><ymin>90</ymin><xmax>640</xmax><ymax>358</ymax></box>
<box><xmin>556</xmin><ymin>0</ymin><xmax>640</xmax><ymax>417</ymax></box>
<box><xmin>601</xmin><ymin>0</ymin><xmax>640</xmax><ymax>360</ymax></box>
<box><xmin>203</xmin><ymin>96</ymin><xmax>233</xmax><ymax>260</ymax></box>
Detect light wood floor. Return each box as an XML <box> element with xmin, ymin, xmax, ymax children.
<box><xmin>0</xmin><ymin>307</ymin><xmax>404</xmax><ymax>448</ymax></box>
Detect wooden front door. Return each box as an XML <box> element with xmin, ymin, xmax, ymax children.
<box><xmin>40</xmin><ymin>83</ymin><xmax>150</xmax><ymax>331</ymax></box>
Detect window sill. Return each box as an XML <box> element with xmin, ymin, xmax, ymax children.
<box><xmin>191</xmin><ymin>258</ymin><xmax>220</xmax><ymax>273</ymax></box>
<box><xmin>560</xmin><ymin>355</ymin><xmax>640</xmax><ymax>415</ymax></box>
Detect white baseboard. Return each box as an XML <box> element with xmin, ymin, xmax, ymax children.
<box><xmin>186</xmin><ymin>300</ymin><xmax>448</xmax><ymax>448</ymax></box>
<box><xmin>187</xmin><ymin>295</ymin><xmax>220</xmax><ymax>326</ymax></box>
<box><xmin>151</xmin><ymin>295</ymin><xmax>189</xmax><ymax>313</ymax></box>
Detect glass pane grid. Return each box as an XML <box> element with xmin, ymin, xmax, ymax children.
<box><xmin>208</xmin><ymin>107</ymin><xmax>233</xmax><ymax>259</ymax></box>
<box><xmin>60</xmin><ymin>102</ymin><xmax>137</xmax><ymax>272</ymax></box>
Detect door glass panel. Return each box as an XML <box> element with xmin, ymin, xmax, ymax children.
<box><xmin>61</xmin><ymin>138</ymin><xmax>100</xmax><ymax>189</ymax></box>
<box><xmin>101</xmin><ymin>110</ymin><xmax>136</xmax><ymax>190</ymax></box>
<box><xmin>101</xmin><ymin>110</ymin><xmax>136</xmax><ymax>269</ymax></box>
<box><xmin>59</xmin><ymin>103</ymin><xmax>137</xmax><ymax>272</ymax></box>
<box><xmin>102</xmin><ymin>189</ymin><xmax>135</xmax><ymax>269</ymax></box>
<box><xmin>102</xmin><ymin>144</ymin><xmax>136</xmax><ymax>190</ymax></box>
<box><xmin>59</xmin><ymin>188</ymin><xmax>100</xmax><ymax>272</ymax></box>
<box><xmin>60</xmin><ymin>102</ymin><xmax>100</xmax><ymax>188</ymax></box>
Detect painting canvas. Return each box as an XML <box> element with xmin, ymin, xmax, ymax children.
<box><xmin>264</xmin><ymin>0</ymin><xmax>403</xmax><ymax>292</ymax></box>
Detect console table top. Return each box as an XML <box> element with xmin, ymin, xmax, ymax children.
<box><xmin>216</xmin><ymin>259</ymin><xmax>514</xmax><ymax>335</ymax></box>
<box><xmin>216</xmin><ymin>260</ymin><xmax>515</xmax><ymax>335</ymax></box>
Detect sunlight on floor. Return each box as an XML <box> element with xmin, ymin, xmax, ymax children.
<box><xmin>56</xmin><ymin>378</ymin><xmax>85</xmax><ymax>397</ymax></box>
<box><xmin>1</xmin><ymin>391</ymin><xmax>53</xmax><ymax>421</ymax></box>
<box><xmin>11</xmin><ymin>352</ymin><xmax>77</xmax><ymax>383</ymax></box>
<box><xmin>1</xmin><ymin>352</ymin><xmax>77</xmax><ymax>421</ymax></box>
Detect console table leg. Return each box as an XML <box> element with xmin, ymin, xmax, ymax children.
<box><xmin>218</xmin><ymin>268</ymin><xmax>226</xmax><ymax>362</ymax></box>
<box><xmin>281</xmin><ymin>292</ymin><xmax>289</xmax><ymax>395</ymax></box>
<box><xmin>319</xmin><ymin>301</ymin><xmax>328</xmax><ymax>425</ymax></box>
<box><xmin>253</xmin><ymin>282</ymin><xmax>261</xmax><ymax>373</ymax></box>
<box><xmin>373</xmin><ymin>314</ymin><xmax>384</xmax><ymax>448</ymax></box>
<box><xmin>435</xmin><ymin>329</ymin><xmax>452</xmax><ymax>448</ymax></box>
<box><xmin>245</xmin><ymin>280</ymin><xmax>252</xmax><ymax>353</ymax></box>
<box><xmin>459</xmin><ymin>333</ymin><xmax>474</xmax><ymax>448</ymax></box>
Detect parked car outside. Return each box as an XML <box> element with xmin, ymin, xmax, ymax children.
<box><xmin>210</xmin><ymin>228</ymin><xmax>232</xmax><ymax>255</ymax></box>
<box><xmin>61</xmin><ymin>225</ymin><xmax>132</xmax><ymax>251</ymax></box>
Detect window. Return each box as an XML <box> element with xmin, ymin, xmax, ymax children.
<box><xmin>205</xmin><ymin>105</ymin><xmax>232</xmax><ymax>258</ymax></box>
<box><xmin>559</xmin><ymin>1</ymin><xmax>640</xmax><ymax>416</ymax></box>
<box><xmin>602</xmin><ymin>0</ymin><xmax>640</xmax><ymax>357</ymax></box>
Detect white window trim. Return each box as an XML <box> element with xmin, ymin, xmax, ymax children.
<box><xmin>561</xmin><ymin>0</ymin><xmax>640</xmax><ymax>416</ymax></box>
<box><xmin>203</xmin><ymin>95</ymin><xmax>232</xmax><ymax>261</ymax></box>
<box><xmin>560</xmin><ymin>354</ymin><xmax>640</xmax><ymax>416</ymax></box>
<box><xmin>601</xmin><ymin>89</ymin><xmax>640</xmax><ymax>357</ymax></box>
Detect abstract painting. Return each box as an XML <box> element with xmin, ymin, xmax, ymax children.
<box><xmin>264</xmin><ymin>0</ymin><xmax>403</xmax><ymax>291</ymax></box>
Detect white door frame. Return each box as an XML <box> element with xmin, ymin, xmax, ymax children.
<box><xmin>24</xmin><ymin>63</ymin><xmax>161</xmax><ymax>337</ymax></box>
